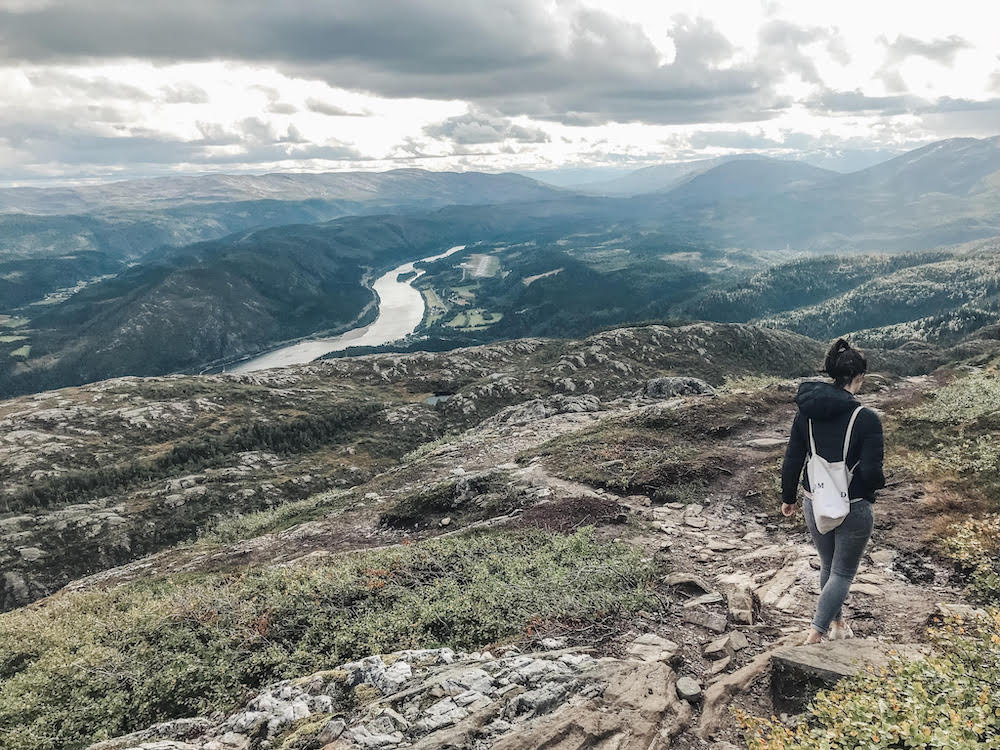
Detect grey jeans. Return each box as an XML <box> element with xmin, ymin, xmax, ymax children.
<box><xmin>802</xmin><ymin>498</ymin><xmax>874</xmax><ymax>634</ymax></box>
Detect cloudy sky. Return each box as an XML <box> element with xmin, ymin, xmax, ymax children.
<box><xmin>1</xmin><ymin>0</ymin><xmax>998</xmax><ymax>184</ymax></box>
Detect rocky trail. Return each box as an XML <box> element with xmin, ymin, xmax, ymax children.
<box><xmin>76</xmin><ymin>372</ymin><xmax>979</xmax><ymax>750</ymax></box>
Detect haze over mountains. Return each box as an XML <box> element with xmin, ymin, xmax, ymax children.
<box><xmin>3</xmin><ymin>135</ymin><xmax>1000</xmax><ymax>397</ymax></box>
<box><xmin>0</xmin><ymin>169</ymin><xmax>566</xmax><ymax>215</ymax></box>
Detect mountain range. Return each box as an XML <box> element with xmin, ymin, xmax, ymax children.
<box><xmin>4</xmin><ymin>136</ymin><xmax>1000</xmax><ymax>396</ymax></box>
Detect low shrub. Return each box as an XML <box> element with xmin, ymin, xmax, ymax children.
<box><xmin>742</xmin><ymin>611</ymin><xmax>1000</xmax><ymax>749</ymax></box>
<box><xmin>0</xmin><ymin>528</ymin><xmax>658</xmax><ymax>750</ymax></box>
<box><xmin>943</xmin><ymin>515</ymin><xmax>1000</xmax><ymax>603</ymax></box>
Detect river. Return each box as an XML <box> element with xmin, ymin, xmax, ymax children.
<box><xmin>229</xmin><ymin>245</ymin><xmax>466</xmax><ymax>373</ymax></box>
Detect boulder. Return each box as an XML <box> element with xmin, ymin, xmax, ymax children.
<box><xmin>644</xmin><ymin>377</ymin><xmax>716</xmax><ymax>399</ymax></box>
<box><xmin>770</xmin><ymin>640</ymin><xmax>927</xmax><ymax>714</ymax></box>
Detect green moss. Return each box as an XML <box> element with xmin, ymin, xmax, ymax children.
<box><xmin>279</xmin><ymin>714</ymin><xmax>335</xmax><ymax>749</ymax></box>
<box><xmin>353</xmin><ymin>684</ymin><xmax>381</xmax><ymax>706</ymax></box>
<box><xmin>0</xmin><ymin>529</ymin><xmax>657</xmax><ymax>750</ymax></box>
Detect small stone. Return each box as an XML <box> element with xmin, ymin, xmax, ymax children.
<box><xmin>707</xmin><ymin>539</ymin><xmax>739</xmax><ymax>552</ymax></box>
<box><xmin>625</xmin><ymin>494</ymin><xmax>652</xmax><ymax>507</ymax></box>
<box><xmin>439</xmin><ymin>517</ymin><xmax>452</xmax><ymax>527</ymax></box>
<box><xmin>729</xmin><ymin>631</ymin><xmax>750</xmax><ymax>651</ymax></box>
<box><xmin>684</xmin><ymin>516</ymin><xmax>708</xmax><ymax>529</ymax></box>
<box><xmin>366</xmin><ymin>717</ymin><xmax>397</xmax><ymax>735</ymax></box>
<box><xmin>676</xmin><ymin>676</ymin><xmax>702</xmax><ymax>701</ymax></box>
<box><xmin>539</xmin><ymin>637</ymin><xmax>567</xmax><ymax>650</ymax></box>
<box><xmin>745</xmin><ymin>437</ymin><xmax>787</xmax><ymax>450</ymax></box>
<box><xmin>703</xmin><ymin>635</ymin><xmax>734</xmax><ymax>661</ymax></box>
<box><xmin>664</xmin><ymin>572</ymin><xmax>712</xmax><ymax>593</ymax></box>
<box><xmin>849</xmin><ymin>583</ymin><xmax>884</xmax><ymax>597</ymax></box>
<box><xmin>855</xmin><ymin>573</ymin><xmax>883</xmax><ymax>585</ymax></box>
<box><xmin>318</xmin><ymin>719</ymin><xmax>347</xmax><ymax>743</ymax></box>
<box><xmin>869</xmin><ymin>549</ymin><xmax>895</xmax><ymax>565</ymax></box>
<box><xmin>682</xmin><ymin>592</ymin><xmax>724</xmax><ymax>609</ymax></box>
<box><xmin>710</xmin><ymin>655</ymin><xmax>732</xmax><ymax>675</ymax></box>
<box><xmin>16</xmin><ymin>547</ymin><xmax>45</xmax><ymax>562</ymax></box>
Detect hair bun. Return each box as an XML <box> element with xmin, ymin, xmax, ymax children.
<box><xmin>824</xmin><ymin>338</ymin><xmax>867</xmax><ymax>384</ymax></box>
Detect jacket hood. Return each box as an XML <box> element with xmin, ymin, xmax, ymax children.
<box><xmin>795</xmin><ymin>380</ymin><xmax>859</xmax><ymax>420</ymax></box>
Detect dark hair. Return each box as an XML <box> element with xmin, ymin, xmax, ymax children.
<box><xmin>824</xmin><ymin>338</ymin><xmax>867</xmax><ymax>387</ymax></box>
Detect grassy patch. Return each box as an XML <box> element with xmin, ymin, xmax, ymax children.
<box><xmin>201</xmin><ymin>489</ymin><xmax>354</xmax><ymax>543</ymax></box>
<box><xmin>0</xmin><ymin>529</ymin><xmax>658</xmax><ymax>750</ymax></box>
<box><xmin>0</xmin><ymin>335</ymin><xmax>27</xmax><ymax>344</ymax></box>
<box><xmin>0</xmin><ymin>315</ymin><xmax>28</xmax><ymax>328</ymax></box>
<box><xmin>443</xmin><ymin>308</ymin><xmax>502</xmax><ymax>330</ymax></box>
<box><xmin>888</xmin><ymin>370</ymin><xmax>1000</xmax><ymax>600</ymax></box>
<box><xmin>9</xmin><ymin>344</ymin><xmax>30</xmax><ymax>358</ymax></box>
<box><xmin>893</xmin><ymin>370</ymin><xmax>1000</xmax><ymax>504</ymax></box>
<box><xmin>525</xmin><ymin>421</ymin><xmax>713</xmax><ymax>499</ymax></box>
<box><xmin>378</xmin><ymin>471</ymin><xmax>528</xmax><ymax>530</ymax></box>
<box><xmin>523</xmin><ymin>389</ymin><xmax>786</xmax><ymax>499</ymax></box>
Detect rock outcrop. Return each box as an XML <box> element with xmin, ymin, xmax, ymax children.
<box><xmin>769</xmin><ymin>640</ymin><xmax>929</xmax><ymax>714</ymax></box>
<box><xmin>87</xmin><ymin>645</ymin><xmax>692</xmax><ymax>750</ymax></box>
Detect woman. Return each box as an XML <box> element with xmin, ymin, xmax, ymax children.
<box><xmin>780</xmin><ymin>338</ymin><xmax>885</xmax><ymax>644</ymax></box>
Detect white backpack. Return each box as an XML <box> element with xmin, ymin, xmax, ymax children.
<box><xmin>807</xmin><ymin>406</ymin><xmax>863</xmax><ymax>534</ymax></box>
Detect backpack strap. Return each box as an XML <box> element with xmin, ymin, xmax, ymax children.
<box><xmin>807</xmin><ymin>417</ymin><xmax>817</xmax><ymax>457</ymax></box>
<box><xmin>843</xmin><ymin>406</ymin><xmax>864</xmax><ymax>462</ymax></box>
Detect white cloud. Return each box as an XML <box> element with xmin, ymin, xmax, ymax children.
<box><xmin>0</xmin><ymin>1</ymin><xmax>997</xmax><ymax>182</ymax></box>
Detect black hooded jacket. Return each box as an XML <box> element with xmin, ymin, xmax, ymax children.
<box><xmin>781</xmin><ymin>381</ymin><xmax>886</xmax><ymax>504</ymax></box>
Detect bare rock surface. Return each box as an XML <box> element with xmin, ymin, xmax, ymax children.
<box><xmin>86</xmin><ymin>646</ymin><xmax>691</xmax><ymax>750</ymax></box>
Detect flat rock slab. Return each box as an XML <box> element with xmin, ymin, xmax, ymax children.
<box><xmin>627</xmin><ymin>633</ymin><xmax>680</xmax><ymax>663</ymax></box>
<box><xmin>682</xmin><ymin>609</ymin><xmax>728</xmax><ymax>634</ymax></box>
<box><xmin>770</xmin><ymin>639</ymin><xmax>927</xmax><ymax>714</ymax></box>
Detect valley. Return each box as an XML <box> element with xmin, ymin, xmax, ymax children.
<box><xmin>6</xmin><ymin>137</ymin><xmax>1000</xmax><ymax>397</ymax></box>
<box><xmin>230</xmin><ymin>245</ymin><xmax>467</xmax><ymax>372</ymax></box>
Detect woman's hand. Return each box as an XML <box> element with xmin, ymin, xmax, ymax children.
<box><xmin>781</xmin><ymin>502</ymin><xmax>797</xmax><ymax>517</ymax></box>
